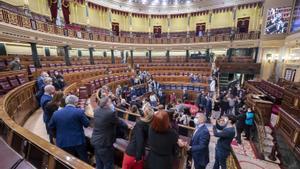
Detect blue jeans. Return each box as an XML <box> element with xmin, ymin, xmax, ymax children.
<box><xmin>62</xmin><ymin>144</ymin><xmax>88</xmax><ymax>163</ymax></box>
<box><xmin>94</xmin><ymin>145</ymin><xmax>114</xmax><ymax>169</ymax></box>
<box><xmin>213</xmin><ymin>149</ymin><xmax>229</xmax><ymax>169</ymax></box>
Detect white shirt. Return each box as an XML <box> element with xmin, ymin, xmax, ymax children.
<box><xmin>149</xmin><ymin>95</ymin><xmax>157</xmax><ymax>102</ymax></box>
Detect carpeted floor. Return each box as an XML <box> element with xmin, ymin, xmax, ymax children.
<box><xmin>23</xmin><ymin>107</ymin><xmax>281</xmax><ymax>169</ymax></box>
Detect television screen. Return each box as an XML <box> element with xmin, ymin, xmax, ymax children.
<box><xmin>265</xmin><ymin>7</ymin><xmax>291</xmax><ymax>34</ymax></box>
<box><xmin>291</xmin><ymin>0</ymin><xmax>300</xmax><ymax>32</ymax></box>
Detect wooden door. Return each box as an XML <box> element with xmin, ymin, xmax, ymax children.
<box><xmin>196</xmin><ymin>23</ymin><xmax>206</xmax><ymax>36</ymax></box>
<box><xmin>237</xmin><ymin>17</ymin><xmax>250</xmax><ymax>33</ymax></box>
<box><xmin>153</xmin><ymin>26</ymin><xmax>162</xmax><ymax>38</ymax></box>
<box><xmin>112</xmin><ymin>22</ymin><xmax>119</xmax><ymax>36</ymax></box>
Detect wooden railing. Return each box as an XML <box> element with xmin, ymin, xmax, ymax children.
<box><xmin>0</xmin><ymin>81</ymin><xmax>94</xmax><ymax>169</ymax></box>
<box><xmin>0</xmin><ymin>8</ymin><xmax>260</xmax><ymax>44</ymax></box>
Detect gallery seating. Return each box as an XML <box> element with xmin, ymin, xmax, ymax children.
<box><xmin>0</xmin><ymin>77</ymin><xmax>12</xmax><ymax>95</ymax></box>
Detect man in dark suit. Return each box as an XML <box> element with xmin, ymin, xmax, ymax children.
<box><xmin>189</xmin><ymin>113</ymin><xmax>210</xmax><ymax>169</ymax></box>
<box><xmin>91</xmin><ymin>96</ymin><xmax>119</xmax><ymax>169</ymax></box>
<box><xmin>213</xmin><ymin>115</ymin><xmax>236</xmax><ymax>169</ymax></box>
<box><xmin>48</xmin><ymin>95</ymin><xmax>90</xmax><ymax>162</ymax></box>
<box><xmin>40</xmin><ymin>85</ymin><xmax>55</xmax><ymax>143</ymax></box>
<box><xmin>182</xmin><ymin>89</ymin><xmax>189</xmax><ymax>102</ymax></box>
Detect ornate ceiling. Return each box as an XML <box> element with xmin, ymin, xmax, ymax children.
<box><xmin>88</xmin><ymin>0</ymin><xmax>264</xmax><ymax>14</ymax></box>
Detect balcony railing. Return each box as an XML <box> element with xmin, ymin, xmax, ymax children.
<box><xmin>0</xmin><ymin>8</ymin><xmax>260</xmax><ymax>44</ymax></box>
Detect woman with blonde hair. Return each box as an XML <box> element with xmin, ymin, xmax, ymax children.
<box><xmin>122</xmin><ymin>105</ymin><xmax>154</xmax><ymax>169</ymax></box>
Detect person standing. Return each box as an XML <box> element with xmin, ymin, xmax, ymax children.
<box><xmin>188</xmin><ymin>113</ymin><xmax>210</xmax><ymax>169</ymax></box>
<box><xmin>213</xmin><ymin>115</ymin><xmax>236</xmax><ymax>169</ymax></box>
<box><xmin>245</xmin><ymin>108</ymin><xmax>254</xmax><ymax>140</ymax></box>
<box><xmin>182</xmin><ymin>89</ymin><xmax>189</xmax><ymax>103</ymax></box>
<box><xmin>9</xmin><ymin>57</ymin><xmax>21</xmax><ymax>70</ymax></box>
<box><xmin>91</xmin><ymin>96</ymin><xmax>119</xmax><ymax>169</ymax></box>
<box><xmin>146</xmin><ymin>111</ymin><xmax>182</xmax><ymax>169</ymax></box>
<box><xmin>48</xmin><ymin>95</ymin><xmax>90</xmax><ymax>162</ymax></box>
<box><xmin>205</xmin><ymin>96</ymin><xmax>212</xmax><ymax>123</ymax></box>
<box><xmin>40</xmin><ymin>85</ymin><xmax>55</xmax><ymax>139</ymax></box>
<box><xmin>209</xmin><ymin>78</ymin><xmax>216</xmax><ymax>97</ymax></box>
<box><xmin>235</xmin><ymin>107</ymin><xmax>246</xmax><ymax>144</ymax></box>
<box><xmin>149</xmin><ymin>92</ymin><xmax>158</xmax><ymax>107</ymax></box>
<box><xmin>52</xmin><ymin>71</ymin><xmax>65</xmax><ymax>90</ymax></box>
<box><xmin>170</xmin><ymin>92</ymin><xmax>177</xmax><ymax>105</ymax></box>
<box><xmin>44</xmin><ymin>91</ymin><xmax>64</xmax><ymax>144</ymax></box>
<box><xmin>122</xmin><ymin>106</ymin><xmax>154</xmax><ymax>169</ymax></box>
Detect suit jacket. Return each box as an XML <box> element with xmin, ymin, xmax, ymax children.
<box><xmin>213</xmin><ymin>126</ymin><xmax>235</xmax><ymax>155</ymax></box>
<box><xmin>147</xmin><ymin>128</ymin><xmax>178</xmax><ymax>169</ymax></box>
<box><xmin>48</xmin><ymin>105</ymin><xmax>89</xmax><ymax>148</ymax></box>
<box><xmin>91</xmin><ymin>106</ymin><xmax>119</xmax><ymax>147</ymax></box>
<box><xmin>190</xmin><ymin>124</ymin><xmax>210</xmax><ymax>167</ymax></box>
<box><xmin>36</xmin><ymin>76</ymin><xmax>45</xmax><ymax>91</ymax></box>
<box><xmin>40</xmin><ymin>94</ymin><xmax>52</xmax><ymax>123</ymax></box>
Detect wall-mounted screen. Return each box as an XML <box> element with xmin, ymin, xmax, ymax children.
<box><xmin>265</xmin><ymin>7</ymin><xmax>292</xmax><ymax>34</ymax></box>
<box><xmin>291</xmin><ymin>0</ymin><xmax>300</xmax><ymax>32</ymax></box>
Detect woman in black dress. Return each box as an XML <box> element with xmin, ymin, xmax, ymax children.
<box><xmin>122</xmin><ymin>105</ymin><xmax>154</xmax><ymax>169</ymax></box>
<box><xmin>44</xmin><ymin>91</ymin><xmax>64</xmax><ymax>144</ymax></box>
<box><xmin>146</xmin><ymin>110</ymin><xmax>185</xmax><ymax>169</ymax></box>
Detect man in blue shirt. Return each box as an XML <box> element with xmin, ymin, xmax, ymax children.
<box><xmin>245</xmin><ymin>108</ymin><xmax>254</xmax><ymax>140</ymax></box>
<box><xmin>48</xmin><ymin>95</ymin><xmax>90</xmax><ymax>162</ymax></box>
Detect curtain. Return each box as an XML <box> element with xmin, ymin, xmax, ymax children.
<box><xmin>62</xmin><ymin>0</ymin><xmax>70</xmax><ymax>24</ymax></box>
<box><xmin>48</xmin><ymin>0</ymin><xmax>58</xmax><ymax>22</ymax></box>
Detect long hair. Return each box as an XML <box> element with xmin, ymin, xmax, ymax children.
<box><xmin>151</xmin><ymin>111</ymin><xmax>170</xmax><ymax>133</ymax></box>
<box><xmin>50</xmin><ymin>91</ymin><xmax>64</xmax><ymax>105</ymax></box>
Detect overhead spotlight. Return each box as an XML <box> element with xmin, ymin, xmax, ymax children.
<box><xmin>141</xmin><ymin>0</ymin><xmax>147</xmax><ymax>4</ymax></box>
<box><xmin>151</xmin><ymin>0</ymin><xmax>159</xmax><ymax>5</ymax></box>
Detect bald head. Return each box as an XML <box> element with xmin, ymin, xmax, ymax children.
<box><xmin>44</xmin><ymin>85</ymin><xmax>55</xmax><ymax>95</ymax></box>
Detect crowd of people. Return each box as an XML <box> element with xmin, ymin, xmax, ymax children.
<box><xmin>35</xmin><ymin>67</ymin><xmax>255</xmax><ymax>169</ymax></box>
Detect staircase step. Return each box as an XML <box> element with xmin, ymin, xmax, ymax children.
<box><xmin>263</xmin><ymin>139</ymin><xmax>274</xmax><ymax>147</ymax></box>
<box><xmin>263</xmin><ymin>146</ymin><xmax>273</xmax><ymax>153</ymax></box>
<box><xmin>265</xmin><ymin>133</ymin><xmax>274</xmax><ymax>141</ymax></box>
<box><xmin>265</xmin><ymin>126</ymin><xmax>273</xmax><ymax>134</ymax></box>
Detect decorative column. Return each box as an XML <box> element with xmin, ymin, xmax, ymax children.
<box><xmin>167</xmin><ymin>15</ymin><xmax>170</xmax><ymax>39</ymax></box>
<box><xmin>148</xmin><ymin>15</ymin><xmax>152</xmax><ymax>38</ymax></box>
<box><xmin>129</xmin><ymin>13</ymin><xmax>133</xmax><ymax>38</ymax></box>
<box><xmin>148</xmin><ymin>50</ymin><xmax>152</xmax><ymax>63</ymax></box>
<box><xmin>275</xmin><ymin>47</ymin><xmax>286</xmax><ymax>82</ymax></box>
<box><xmin>63</xmin><ymin>45</ymin><xmax>71</xmax><ymax>66</ymax></box>
<box><xmin>206</xmin><ymin>48</ymin><xmax>211</xmax><ymax>62</ymax></box>
<box><xmin>130</xmin><ymin>49</ymin><xmax>134</xmax><ymax>67</ymax></box>
<box><xmin>121</xmin><ymin>50</ymin><xmax>125</xmax><ymax>63</ymax></box>
<box><xmin>185</xmin><ymin>50</ymin><xmax>189</xmax><ymax>62</ymax></box>
<box><xmin>108</xmin><ymin>8</ymin><xmax>113</xmax><ymax>36</ymax></box>
<box><xmin>187</xmin><ymin>13</ymin><xmax>191</xmax><ymax>38</ymax></box>
<box><xmin>227</xmin><ymin>48</ymin><xmax>234</xmax><ymax>62</ymax></box>
<box><xmin>111</xmin><ymin>49</ymin><xmax>115</xmax><ymax>64</ymax></box>
<box><xmin>166</xmin><ymin>50</ymin><xmax>170</xmax><ymax>62</ymax></box>
<box><xmin>89</xmin><ymin>47</ymin><xmax>95</xmax><ymax>65</ymax></box>
<box><xmin>254</xmin><ymin>47</ymin><xmax>259</xmax><ymax>63</ymax></box>
<box><xmin>30</xmin><ymin>43</ymin><xmax>41</xmax><ymax>68</ymax></box>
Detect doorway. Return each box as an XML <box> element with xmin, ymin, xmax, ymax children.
<box><xmin>196</xmin><ymin>23</ymin><xmax>206</xmax><ymax>36</ymax></box>
<box><xmin>153</xmin><ymin>26</ymin><xmax>162</xmax><ymax>38</ymax></box>
<box><xmin>237</xmin><ymin>17</ymin><xmax>250</xmax><ymax>33</ymax></box>
<box><xmin>112</xmin><ymin>22</ymin><xmax>119</xmax><ymax>36</ymax></box>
